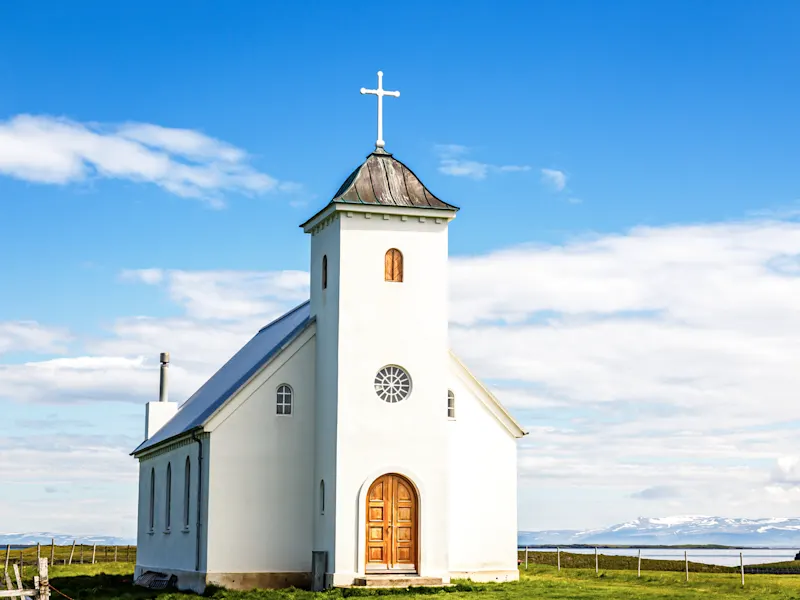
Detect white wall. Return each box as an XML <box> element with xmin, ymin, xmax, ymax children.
<box><xmin>332</xmin><ymin>210</ymin><xmax>454</xmax><ymax>584</ymax></box>
<box><xmin>309</xmin><ymin>219</ymin><xmax>341</xmax><ymax>567</ymax></box>
<box><xmin>447</xmin><ymin>358</ymin><xmax>519</xmax><ymax>578</ymax></box>
<box><xmin>136</xmin><ymin>438</ymin><xmax>207</xmax><ymax>576</ymax></box>
<box><xmin>204</xmin><ymin>329</ymin><xmax>316</xmax><ymax>575</ymax></box>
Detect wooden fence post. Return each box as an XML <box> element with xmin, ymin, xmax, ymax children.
<box><xmin>104</xmin><ymin>546</ymin><xmax>108</xmax><ymax>563</ymax></box>
<box><xmin>68</xmin><ymin>541</ymin><xmax>76</xmax><ymax>565</ymax></box>
<box><xmin>4</xmin><ymin>569</ymin><xmax>13</xmax><ymax>592</ymax></box>
<box><xmin>685</xmin><ymin>551</ymin><xmax>688</xmax><ymax>582</ymax></box>
<box><xmin>595</xmin><ymin>547</ymin><xmax>598</xmax><ymax>575</ymax></box>
<box><xmin>637</xmin><ymin>549</ymin><xmax>641</xmax><ymax>577</ymax></box>
<box><xmin>49</xmin><ymin>540</ymin><xmax>54</xmax><ymax>567</ymax></box>
<box><xmin>19</xmin><ymin>550</ymin><xmax>23</xmax><ymax>578</ymax></box>
<box><xmin>524</xmin><ymin>547</ymin><xmax>528</xmax><ymax>569</ymax></box>
<box><xmin>125</xmin><ymin>546</ymin><xmax>130</xmax><ymax>563</ymax></box>
<box><xmin>91</xmin><ymin>544</ymin><xmax>96</xmax><ymax>564</ymax></box>
<box><xmin>740</xmin><ymin>552</ymin><xmax>744</xmax><ymax>586</ymax></box>
<box><xmin>39</xmin><ymin>558</ymin><xmax>50</xmax><ymax>600</ymax></box>
<box><xmin>36</xmin><ymin>544</ymin><xmax>40</xmax><ymax>562</ymax></box>
<box><xmin>113</xmin><ymin>546</ymin><xmax>117</xmax><ymax>563</ymax></box>
<box><xmin>557</xmin><ymin>547</ymin><xmax>561</xmax><ymax>572</ymax></box>
<box><xmin>79</xmin><ymin>544</ymin><xmax>84</xmax><ymax>564</ymax></box>
<box><xmin>12</xmin><ymin>564</ymin><xmax>21</xmax><ymax>592</ymax></box>
<box><xmin>3</xmin><ymin>545</ymin><xmax>8</xmax><ymax>576</ymax></box>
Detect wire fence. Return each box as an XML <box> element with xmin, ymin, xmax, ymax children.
<box><xmin>1</xmin><ymin>544</ymin><xmax>136</xmax><ymax>579</ymax></box>
<box><xmin>517</xmin><ymin>546</ymin><xmax>800</xmax><ymax>585</ymax></box>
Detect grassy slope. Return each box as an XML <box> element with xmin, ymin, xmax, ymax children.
<box><xmin>26</xmin><ymin>563</ymin><xmax>800</xmax><ymax>600</ymax></box>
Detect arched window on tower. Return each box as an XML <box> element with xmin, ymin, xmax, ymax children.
<box><xmin>385</xmin><ymin>249</ymin><xmax>403</xmax><ymax>282</ymax></box>
<box><xmin>322</xmin><ymin>255</ymin><xmax>328</xmax><ymax>290</ymax></box>
<box><xmin>447</xmin><ymin>390</ymin><xmax>456</xmax><ymax>419</ymax></box>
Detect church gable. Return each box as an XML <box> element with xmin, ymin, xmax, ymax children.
<box><xmin>203</xmin><ymin>321</ymin><xmax>315</xmax><ymax>433</ymax></box>
<box><xmin>133</xmin><ymin>301</ymin><xmax>313</xmax><ymax>455</ymax></box>
<box><xmin>448</xmin><ymin>351</ymin><xmax>526</xmax><ymax>439</ymax></box>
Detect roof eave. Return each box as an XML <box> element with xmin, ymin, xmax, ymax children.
<box><xmin>199</xmin><ymin>316</ymin><xmax>316</xmax><ymax>430</ymax></box>
<box><xmin>301</xmin><ymin>202</ymin><xmax>458</xmax><ymax>233</ymax></box>
<box><xmin>131</xmin><ymin>427</ymin><xmax>201</xmax><ymax>458</ymax></box>
<box><xmin>132</xmin><ymin>304</ymin><xmax>315</xmax><ymax>457</ymax></box>
<box><xmin>449</xmin><ymin>350</ymin><xmax>528</xmax><ymax>438</ymax></box>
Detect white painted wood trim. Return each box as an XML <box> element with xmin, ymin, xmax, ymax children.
<box><xmin>449</xmin><ymin>351</ymin><xmax>527</xmax><ymax>438</ymax></box>
<box><xmin>204</xmin><ymin>323</ymin><xmax>316</xmax><ymax>432</ymax></box>
<box><xmin>301</xmin><ymin>203</ymin><xmax>456</xmax><ymax>232</ymax></box>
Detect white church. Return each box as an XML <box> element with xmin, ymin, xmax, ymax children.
<box><xmin>131</xmin><ymin>72</ymin><xmax>526</xmax><ymax>592</ymax></box>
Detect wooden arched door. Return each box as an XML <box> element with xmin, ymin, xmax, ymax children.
<box><xmin>365</xmin><ymin>473</ymin><xmax>418</xmax><ymax>573</ymax></box>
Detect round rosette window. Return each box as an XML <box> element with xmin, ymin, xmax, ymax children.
<box><xmin>374</xmin><ymin>365</ymin><xmax>412</xmax><ymax>403</ymax></box>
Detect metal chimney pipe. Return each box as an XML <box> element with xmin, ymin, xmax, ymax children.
<box><xmin>159</xmin><ymin>352</ymin><xmax>169</xmax><ymax>402</ymax></box>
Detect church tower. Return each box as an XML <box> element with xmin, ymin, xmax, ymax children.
<box><xmin>300</xmin><ymin>73</ymin><xmax>459</xmax><ymax>586</ymax></box>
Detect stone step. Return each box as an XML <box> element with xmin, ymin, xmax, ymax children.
<box><xmin>352</xmin><ymin>575</ymin><xmax>445</xmax><ymax>587</ymax></box>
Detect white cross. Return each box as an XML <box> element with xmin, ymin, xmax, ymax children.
<box><xmin>360</xmin><ymin>71</ymin><xmax>400</xmax><ymax>149</ymax></box>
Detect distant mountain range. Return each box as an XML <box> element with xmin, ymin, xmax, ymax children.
<box><xmin>518</xmin><ymin>516</ymin><xmax>800</xmax><ymax>547</ymax></box>
<box><xmin>0</xmin><ymin>533</ymin><xmax>135</xmax><ymax>547</ymax></box>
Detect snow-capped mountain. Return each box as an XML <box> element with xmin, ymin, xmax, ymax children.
<box><xmin>518</xmin><ymin>516</ymin><xmax>800</xmax><ymax>547</ymax></box>
<box><xmin>0</xmin><ymin>532</ymin><xmax>134</xmax><ymax>546</ymax></box>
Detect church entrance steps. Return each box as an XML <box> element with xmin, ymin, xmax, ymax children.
<box><xmin>351</xmin><ymin>575</ymin><xmax>446</xmax><ymax>588</ymax></box>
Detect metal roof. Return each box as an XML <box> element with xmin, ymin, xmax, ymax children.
<box><xmin>132</xmin><ymin>300</ymin><xmax>312</xmax><ymax>455</ymax></box>
<box><xmin>331</xmin><ymin>148</ymin><xmax>459</xmax><ymax>210</ymax></box>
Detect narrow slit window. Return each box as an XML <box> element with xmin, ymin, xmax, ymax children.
<box><xmin>384</xmin><ymin>249</ymin><xmax>403</xmax><ymax>282</ymax></box>
<box><xmin>165</xmin><ymin>462</ymin><xmax>172</xmax><ymax>531</ymax></box>
<box><xmin>183</xmin><ymin>457</ymin><xmax>191</xmax><ymax>529</ymax></box>
<box><xmin>322</xmin><ymin>255</ymin><xmax>328</xmax><ymax>290</ymax></box>
<box><xmin>149</xmin><ymin>468</ymin><xmax>155</xmax><ymax>531</ymax></box>
<box><xmin>277</xmin><ymin>384</ymin><xmax>293</xmax><ymax>415</ymax></box>
<box><xmin>320</xmin><ymin>480</ymin><xmax>325</xmax><ymax>515</ymax></box>
<box><xmin>447</xmin><ymin>390</ymin><xmax>456</xmax><ymax>419</ymax></box>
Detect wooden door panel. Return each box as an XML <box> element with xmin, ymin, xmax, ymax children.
<box><xmin>392</xmin><ymin>477</ymin><xmax>416</xmax><ymax>569</ymax></box>
<box><xmin>366</xmin><ymin>474</ymin><xmax>417</xmax><ymax>572</ymax></box>
<box><xmin>366</xmin><ymin>476</ymin><xmax>389</xmax><ymax>570</ymax></box>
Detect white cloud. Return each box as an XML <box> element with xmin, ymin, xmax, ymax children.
<box><xmin>121</xmin><ymin>268</ymin><xmax>163</xmax><ymax>285</ymax></box>
<box><xmin>541</xmin><ymin>167</ymin><xmax>567</xmax><ymax>191</ymax></box>
<box><xmin>435</xmin><ymin>144</ymin><xmax>531</xmax><ymax>180</ymax></box>
<box><xmin>0</xmin><ymin>115</ymin><xmax>300</xmax><ymax>206</ymax></box>
<box><xmin>0</xmin><ymin>434</ymin><xmax>138</xmax><ymax>536</ymax></box>
<box><xmin>0</xmin><ymin>321</ymin><xmax>71</xmax><ymax>356</ymax></box>
<box><xmin>125</xmin><ymin>268</ymin><xmax>309</xmax><ymax>320</ymax></box>
<box><xmin>448</xmin><ymin>218</ymin><xmax>800</xmax><ymax>527</ymax></box>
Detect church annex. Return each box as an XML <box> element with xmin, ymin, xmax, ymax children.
<box><xmin>131</xmin><ymin>72</ymin><xmax>526</xmax><ymax>592</ymax></box>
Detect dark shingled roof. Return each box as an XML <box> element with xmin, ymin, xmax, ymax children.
<box><xmin>330</xmin><ymin>148</ymin><xmax>459</xmax><ymax>210</ymax></box>
<box><xmin>132</xmin><ymin>301</ymin><xmax>313</xmax><ymax>455</ymax></box>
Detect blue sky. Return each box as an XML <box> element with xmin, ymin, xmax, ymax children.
<box><xmin>2</xmin><ymin>0</ymin><xmax>800</xmax><ymax>538</ymax></box>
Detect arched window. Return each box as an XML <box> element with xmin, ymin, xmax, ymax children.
<box><xmin>165</xmin><ymin>462</ymin><xmax>172</xmax><ymax>531</ymax></box>
<box><xmin>320</xmin><ymin>480</ymin><xmax>325</xmax><ymax>515</ymax></box>
<box><xmin>322</xmin><ymin>255</ymin><xmax>328</xmax><ymax>290</ymax></box>
<box><xmin>384</xmin><ymin>249</ymin><xmax>403</xmax><ymax>282</ymax></box>
<box><xmin>183</xmin><ymin>457</ymin><xmax>191</xmax><ymax>529</ymax></box>
<box><xmin>277</xmin><ymin>384</ymin><xmax>293</xmax><ymax>415</ymax></box>
<box><xmin>447</xmin><ymin>390</ymin><xmax>456</xmax><ymax>419</ymax></box>
<box><xmin>149</xmin><ymin>468</ymin><xmax>155</xmax><ymax>531</ymax></box>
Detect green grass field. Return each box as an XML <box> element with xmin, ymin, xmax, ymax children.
<box><xmin>16</xmin><ymin>560</ymin><xmax>800</xmax><ymax>600</ymax></box>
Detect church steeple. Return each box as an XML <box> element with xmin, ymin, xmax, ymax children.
<box><xmin>330</xmin><ymin>149</ymin><xmax>459</xmax><ymax>210</ymax></box>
